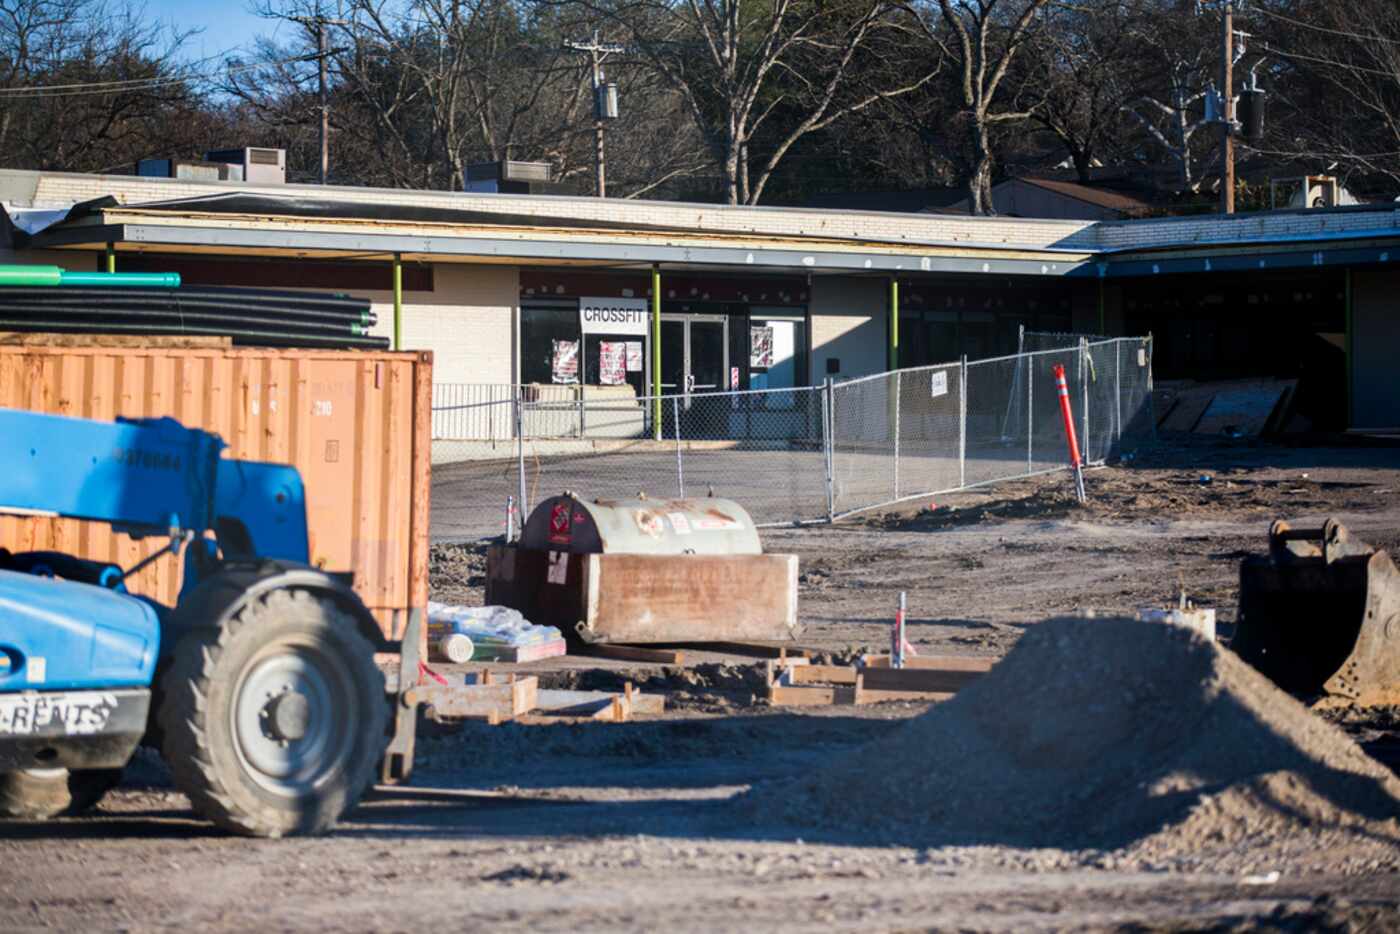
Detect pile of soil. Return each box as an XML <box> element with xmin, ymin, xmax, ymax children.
<box><xmin>428</xmin><ymin>542</ymin><xmax>488</xmax><ymax>604</ymax></box>
<box><xmin>753</xmin><ymin>617</ymin><xmax>1400</xmax><ymax>871</ymax></box>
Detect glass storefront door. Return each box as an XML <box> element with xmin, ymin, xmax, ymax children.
<box><xmin>660</xmin><ymin>314</ymin><xmax>728</xmax><ymax>407</ymax></box>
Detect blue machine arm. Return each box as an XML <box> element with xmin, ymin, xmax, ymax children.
<box><xmin>0</xmin><ymin>409</ymin><xmax>223</xmax><ymax>536</ymax></box>
<box><xmin>0</xmin><ymin>408</ymin><xmax>309</xmax><ymax>576</ymax></box>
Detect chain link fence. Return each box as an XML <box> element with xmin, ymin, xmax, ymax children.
<box><xmin>430</xmin><ymin>336</ymin><xmax>1154</xmax><ymax>541</ymax></box>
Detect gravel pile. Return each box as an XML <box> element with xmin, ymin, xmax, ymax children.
<box><xmin>754</xmin><ymin>617</ymin><xmax>1400</xmax><ymax>870</ymax></box>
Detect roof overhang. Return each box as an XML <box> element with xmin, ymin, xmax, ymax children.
<box><xmin>31</xmin><ymin>214</ymin><xmax>1097</xmax><ymax>278</ymax></box>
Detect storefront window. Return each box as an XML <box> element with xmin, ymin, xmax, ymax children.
<box><xmin>521</xmin><ymin>304</ymin><xmax>580</xmax><ymax>384</ymax></box>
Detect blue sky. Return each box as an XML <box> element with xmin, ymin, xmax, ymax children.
<box><xmin>143</xmin><ymin>1</ymin><xmax>293</xmax><ymax>61</ymax></box>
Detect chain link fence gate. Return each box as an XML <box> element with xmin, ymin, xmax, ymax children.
<box><xmin>429</xmin><ymin>336</ymin><xmax>1154</xmax><ymax>542</ymax></box>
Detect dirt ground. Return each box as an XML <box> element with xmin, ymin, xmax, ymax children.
<box><xmin>4</xmin><ymin>437</ymin><xmax>1400</xmax><ymax>932</ymax></box>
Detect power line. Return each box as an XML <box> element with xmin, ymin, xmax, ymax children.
<box><xmin>1261</xmin><ymin>42</ymin><xmax>1399</xmax><ymax>78</ymax></box>
<box><xmin>1252</xmin><ymin>6</ymin><xmax>1400</xmax><ymax>47</ymax></box>
<box><xmin>0</xmin><ymin>52</ymin><xmax>322</xmax><ymax>99</ymax></box>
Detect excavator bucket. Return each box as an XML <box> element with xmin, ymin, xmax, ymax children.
<box><xmin>1234</xmin><ymin>519</ymin><xmax>1400</xmax><ymax>705</ymax></box>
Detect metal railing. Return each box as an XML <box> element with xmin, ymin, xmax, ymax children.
<box><xmin>429</xmin><ymin>336</ymin><xmax>1154</xmax><ymax>541</ymax></box>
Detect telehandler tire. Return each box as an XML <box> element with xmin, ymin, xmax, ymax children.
<box><xmin>0</xmin><ymin>767</ymin><xmax>123</xmax><ymax>819</ymax></box>
<box><xmin>158</xmin><ymin>586</ymin><xmax>387</xmax><ymax>838</ymax></box>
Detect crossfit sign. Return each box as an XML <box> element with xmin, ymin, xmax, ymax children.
<box><xmin>579</xmin><ymin>297</ymin><xmax>650</xmax><ymax>336</ymax></box>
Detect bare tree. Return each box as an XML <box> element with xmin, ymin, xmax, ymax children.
<box><xmin>922</xmin><ymin>0</ymin><xmax>1054</xmax><ymax>214</ymax></box>
<box><xmin>548</xmin><ymin>0</ymin><xmax>938</xmax><ymax>205</ymax></box>
<box><xmin>1250</xmin><ymin>0</ymin><xmax>1400</xmax><ymax>194</ymax></box>
<box><xmin>1023</xmin><ymin>0</ymin><xmax>1137</xmax><ymax>183</ymax></box>
<box><xmin>0</xmin><ymin>0</ymin><xmax>200</xmax><ymax>173</ymax></box>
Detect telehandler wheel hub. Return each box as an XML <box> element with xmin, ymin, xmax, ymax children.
<box><xmin>265</xmin><ymin>692</ymin><xmax>311</xmax><ymax>742</ymax></box>
<box><xmin>234</xmin><ymin>652</ymin><xmax>346</xmax><ymax>794</ymax></box>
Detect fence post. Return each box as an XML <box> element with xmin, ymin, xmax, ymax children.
<box><xmin>959</xmin><ymin>355</ymin><xmax>967</xmax><ymax>489</ymax></box>
<box><xmin>823</xmin><ymin>377</ymin><xmax>836</xmax><ymax>522</ymax></box>
<box><xmin>1080</xmin><ymin>337</ymin><xmax>1090</xmax><ymax>465</ymax></box>
<box><xmin>515</xmin><ymin>387</ymin><xmax>528</xmax><ymax>519</ymax></box>
<box><xmin>892</xmin><ymin>371</ymin><xmax>901</xmax><ymax>501</ymax></box>
<box><xmin>1115</xmin><ymin>339</ymin><xmax>1123</xmax><ymax>447</ymax></box>
<box><xmin>673</xmin><ymin>395</ymin><xmax>684</xmax><ymax>499</ymax></box>
<box><xmin>1147</xmin><ymin>332</ymin><xmax>1157</xmax><ymax>440</ymax></box>
<box><xmin>1027</xmin><ymin>352</ymin><xmax>1034</xmax><ymax>473</ymax></box>
<box><xmin>578</xmin><ymin>385</ymin><xmax>587</xmax><ymax>439</ymax></box>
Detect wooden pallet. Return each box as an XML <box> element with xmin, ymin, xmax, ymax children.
<box><xmin>529</xmin><ymin>683</ymin><xmax>665</xmax><ymax>723</ymax></box>
<box><xmin>766</xmin><ymin>657</ymin><xmax>987</xmax><ymax>707</ymax></box>
<box><xmin>404</xmin><ymin>673</ymin><xmax>539</xmax><ymax>724</ymax></box>
<box><xmin>581</xmin><ymin>644</ymin><xmax>686</xmax><ymax>665</ymax></box>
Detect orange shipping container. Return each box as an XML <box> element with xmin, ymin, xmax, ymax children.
<box><xmin>0</xmin><ymin>344</ymin><xmax>432</xmax><ymax>640</ymax></box>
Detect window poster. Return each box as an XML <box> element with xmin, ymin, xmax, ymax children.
<box><xmin>599</xmin><ymin>341</ymin><xmax>627</xmax><ymax>385</ymax></box>
<box><xmin>625</xmin><ymin>341</ymin><xmax>643</xmax><ymax>372</ymax></box>
<box><xmin>551</xmin><ymin>339</ymin><xmax>579</xmax><ymax>384</ymax></box>
<box><xmin>750</xmin><ymin>326</ymin><xmax>774</xmax><ymax>368</ymax></box>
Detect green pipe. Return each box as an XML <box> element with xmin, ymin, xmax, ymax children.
<box><xmin>58</xmin><ymin>272</ymin><xmax>181</xmax><ymax>288</ymax></box>
<box><xmin>652</xmin><ymin>265</ymin><xmax>662</xmax><ymax>441</ymax></box>
<box><xmin>0</xmin><ymin>265</ymin><xmax>63</xmax><ymax>287</ymax></box>
<box><xmin>392</xmin><ymin>253</ymin><xmax>403</xmax><ymax>351</ymax></box>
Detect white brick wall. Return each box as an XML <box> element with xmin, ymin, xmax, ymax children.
<box><xmin>360</xmin><ymin>264</ymin><xmax>517</xmax><ymax>386</ymax></box>
<box><xmin>810</xmin><ymin>277</ymin><xmax>889</xmax><ymax>380</ymax></box>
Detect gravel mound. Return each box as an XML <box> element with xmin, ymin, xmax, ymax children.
<box><xmin>755</xmin><ymin>617</ymin><xmax>1400</xmax><ymax>868</ymax></box>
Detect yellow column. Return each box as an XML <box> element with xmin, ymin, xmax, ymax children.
<box><xmin>889</xmin><ymin>277</ymin><xmax>900</xmax><ymax>371</ymax></box>
<box><xmin>652</xmin><ymin>265</ymin><xmax>662</xmax><ymax>440</ymax></box>
<box><xmin>393</xmin><ymin>253</ymin><xmax>403</xmax><ymax>351</ymax></box>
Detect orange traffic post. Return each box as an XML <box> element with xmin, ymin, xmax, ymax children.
<box><xmin>1052</xmin><ymin>363</ymin><xmax>1087</xmax><ymax>502</ymax></box>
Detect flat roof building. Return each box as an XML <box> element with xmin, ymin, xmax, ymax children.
<box><xmin>2</xmin><ymin>167</ymin><xmax>1397</xmax><ymax>431</ymax></box>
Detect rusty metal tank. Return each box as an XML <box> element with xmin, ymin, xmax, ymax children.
<box><xmin>489</xmin><ymin>494</ymin><xmax>799</xmax><ymax>645</ymax></box>
<box><xmin>519</xmin><ymin>495</ymin><xmax>762</xmax><ymax>556</ymax></box>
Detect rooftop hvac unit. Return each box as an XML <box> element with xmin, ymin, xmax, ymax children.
<box><xmin>135</xmin><ymin>159</ymin><xmax>244</xmax><ymax>182</ymax></box>
<box><xmin>203</xmin><ymin>147</ymin><xmax>287</xmax><ymax>185</ymax></box>
<box><xmin>463</xmin><ymin>160</ymin><xmax>553</xmax><ymax>194</ymax></box>
<box><xmin>1270</xmin><ymin>175</ymin><xmax>1343</xmax><ymax>210</ymax></box>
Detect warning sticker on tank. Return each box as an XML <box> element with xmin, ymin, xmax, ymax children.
<box><xmin>694</xmin><ymin>517</ymin><xmax>741</xmax><ymax>530</ymax></box>
<box><xmin>668</xmin><ymin>512</ymin><xmax>692</xmax><ymax>534</ymax></box>
<box><xmin>0</xmin><ymin>691</ymin><xmax>119</xmax><ymax>736</ymax></box>
<box><xmin>547</xmin><ymin>502</ymin><xmax>573</xmax><ymax>545</ymax></box>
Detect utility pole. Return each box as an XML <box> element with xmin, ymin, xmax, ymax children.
<box><xmin>294</xmin><ymin>15</ymin><xmax>348</xmax><ymax>185</ymax></box>
<box><xmin>1220</xmin><ymin>0</ymin><xmax>1234</xmax><ymax>214</ymax></box>
<box><xmin>564</xmin><ymin>30</ymin><xmax>623</xmax><ymax>198</ymax></box>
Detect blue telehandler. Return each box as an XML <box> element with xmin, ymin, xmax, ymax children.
<box><xmin>0</xmin><ymin>407</ymin><xmax>394</xmax><ymax>837</ymax></box>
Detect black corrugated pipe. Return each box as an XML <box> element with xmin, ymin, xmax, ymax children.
<box><xmin>0</xmin><ymin>303</ymin><xmax>378</xmax><ymax>331</ymax></box>
<box><xmin>0</xmin><ymin>292</ymin><xmax>376</xmax><ymax>326</ymax></box>
<box><xmin>0</xmin><ymin>298</ymin><xmax>376</xmax><ymax>329</ymax></box>
<box><xmin>4</xmin><ymin>307</ymin><xmax>370</xmax><ymax>338</ymax></box>
<box><xmin>0</xmin><ymin>319</ymin><xmax>390</xmax><ymax>350</ymax></box>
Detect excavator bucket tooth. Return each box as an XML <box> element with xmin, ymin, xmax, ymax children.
<box><xmin>1234</xmin><ymin>518</ymin><xmax>1400</xmax><ymax>706</ymax></box>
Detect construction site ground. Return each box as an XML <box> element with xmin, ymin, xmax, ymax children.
<box><xmin>4</xmin><ymin>437</ymin><xmax>1400</xmax><ymax>932</ymax></box>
